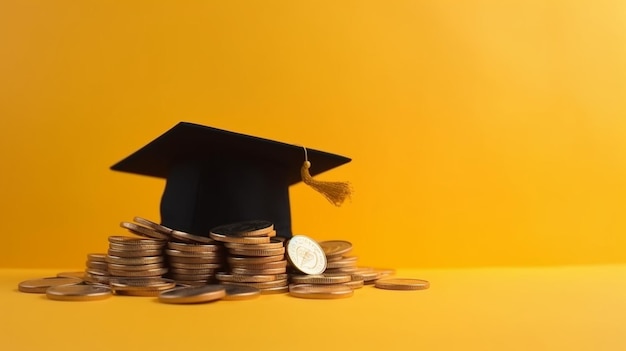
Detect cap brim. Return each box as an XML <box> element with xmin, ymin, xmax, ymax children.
<box><xmin>111</xmin><ymin>122</ymin><xmax>351</xmax><ymax>185</ymax></box>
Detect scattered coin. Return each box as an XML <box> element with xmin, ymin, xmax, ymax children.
<box><xmin>18</xmin><ymin>277</ymin><xmax>83</xmax><ymax>293</ymax></box>
<box><xmin>170</xmin><ymin>230</ymin><xmax>215</xmax><ymax>244</ymax></box>
<box><xmin>158</xmin><ymin>285</ymin><xmax>226</xmax><ymax>304</ymax></box>
<box><xmin>46</xmin><ymin>284</ymin><xmax>112</xmax><ymax>301</ymax></box>
<box><xmin>286</xmin><ymin>235</ymin><xmax>326</xmax><ymax>275</ymax></box>
<box><xmin>374</xmin><ymin>278</ymin><xmax>430</xmax><ymax>291</ymax></box>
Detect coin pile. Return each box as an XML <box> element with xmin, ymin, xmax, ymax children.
<box><xmin>84</xmin><ymin>253</ymin><xmax>111</xmax><ymax>284</ymax></box>
<box><xmin>165</xmin><ymin>237</ymin><xmax>226</xmax><ymax>286</ymax></box>
<box><xmin>18</xmin><ymin>217</ymin><xmax>430</xmax><ymax>302</ymax></box>
<box><xmin>211</xmin><ymin>220</ymin><xmax>290</xmax><ymax>294</ymax></box>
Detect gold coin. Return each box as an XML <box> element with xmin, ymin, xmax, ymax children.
<box><xmin>83</xmin><ymin>273</ymin><xmax>110</xmax><ymax>284</ymax></box>
<box><xmin>223</xmin><ymin>285</ymin><xmax>261</xmax><ymax>301</ymax></box>
<box><xmin>107</xmin><ymin>249</ymin><xmax>163</xmax><ymax>258</ymax></box>
<box><xmin>325</xmin><ymin>256</ymin><xmax>358</xmax><ymax>269</ymax></box>
<box><xmin>106</xmin><ymin>255</ymin><xmax>164</xmax><ymax>265</ymax></box>
<box><xmin>224</xmin><ymin>238</ymin><xmax>283</xmax><ymax>250</ymax></box>
<box><xmin>318</xmin><ymin>240</ymin><xmax>352</xmax><ymax>257</ymax></box>
<box><xmin>209</xmin><ymin>232</ymin><xmax>270</xmax><ymax>244</ymax></box>
<box><xmin>116</xmin><ymin>289</ymin><xmax>165</xmax><ymax>297</ymax></box>
<box><xmin>344</xmin><ymin>279</ymin><xmax>365</xmax><ymax>289</ymax></box>
<box><xmin>228</xmin><ymin>247</ymin><xmax>285</xmax><ymax>257</ymax></box>
<box><xmin>108</xmin><ymin>268</ymin><xmax>168</xmax><ymax>277</ymax></box>
<box><xmin>165</xmin><ymin>248</ymin><xmax>222</xmax><ymax>258</ymax></box>
<box><xmin>168</xmin><ymin>242</ymin><xmax>221</xmax><ymax>252</ymax></box>
<box><xmin>352</xmin><ymin>268</ymin><xmax>380</xmax><ymax>282</ymax></box>
<box><xmin>259</xmin><ymin>285</ymin><xmax>289</xmax><ymax>294</ymax></box>
<box><xmin>108</xmin><ymin>242</ymin><xmax>165</xmax><ymax>251</ymax></box>
<box><xmin>107</xmin><ymin>263</ymin><xmax>165</xmax><ymax>271</ymax></box>
<box><xmin>169</xmin><ymin>267</ymin><xmax>219</xmax><ymax>275</ymax></box>
<box><xmin>290</xmin><ymin>274</ymin><xmax>352</xmax><ymax>285</ymax></box>
<box><xmin>215</xmin><ymin>273</ymin><xmax>280</xmax><ymax>283</ymax></box>
<box><xmin>86</xmin><ymin>269</ymin><xmax>108</xmax><ymax>276</ymax></box>
<box><xmin>120</xmin><ymin>221</ymin><xmax>170</xmax><ymax>240</ymax></box>
<box><xmin>170</xmin><ymin>230</ymin><xmax>215</xmax><ymax>244</ymax></box>
<box><xmin>87</xmin><ymin>253</ymin><xmax>108</xmax><ymax>262</ymax></box>
<box><xmin>374</xmin><ymin>278</ymin><xmax>430</xmax><ymax>291</ymax></box>
<box><xmin>169</xmin><ymin>262</ymin><xmax>223</xmax><ymax>269</ymax></box>
<box><xmin>286</xmin><ymin>235</ymin><xmax>326</xmax><ymax>275</ymax></box>
<box><xmin>109</xmin><ymin>234</ymin><xmax>166</xmax><ymax>246</ymax></box>
<box><xmin>231</xmin><ymin>267</ymin><xmax>287</xmax><ymax>275</ymax></box>
<box><xmin>227</xmin><ymin>255</ymin><xmax>285</xmax><ymax>264</ymax></box>
<box><xmin>223</xmin><ymin>279</ymin><xmax>287</xmax><ymax>289</ymax></box>
<box><xmin>167</xmin><ymin>256</ymin><xmax>224</xmax><ymax>264</ymax></box>
<box><xmin>133</xmin><ymin>216</ymin><xmax>173</xmax><ymax>235</ymax></box>
<box><xmin>18</xmin><ymin>277</ymin><xmax>83</xmax><ymax>293</ymax></box>
<box><xmin>86</xmin><ymin>261</ymin><xmax>108</xmax><ymax>270</ymax></box>
<box><xmin>158</xmin><ymin>285</ymin><xmax>226</xmax><ymax>304</ymax></box>
<box><xmin>228</xmin><ymin>260</ymin><xmax>287</xmax><ymax>270</ymax></box>
<box><xmin>168</xmin><ymin>272</ymin><xmax>216</xmax><ymax>281</ymax></box>
<box><xmin>288</xmin><ymin>284</ymin><xmax>353</xmax><ymax>299</ymax></box>
<box><xmin>173</xmin><ymin>280</ymin><xmax>211</xmax><ymax>286</ymax></box>
<box><xmin>46</xmin><ymin>284</ymin><xmax>112</xmax><ymax>301</ymax></box>
<box><xmin>324</xmin><ymin>266</ymin><xmax>359</xmax><ymax>274</ymax></box>
<box><xmin>110</xmin><ymin>278</ymin><xmax>176</xmax><ymax>290</ymax></box>
<box><xmin>56</xmin><ymin>271</ymin><xmax>86</xmax><ymax>279</ymax></box>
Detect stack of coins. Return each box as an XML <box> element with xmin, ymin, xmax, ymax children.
<box><xmin>105</xmin><ymin>236</ymin><xmax>168</xmax><ymax>281</ymax></box>
<box><xmin>84</xmin><ymin>253</ymin><xmax>111</xmax><ymax>284</ymax></box>
<box><xmin>165</xmin><ymin>236</ymin><xmax>226</xmax><ymax>286</ymax></box>
<box><xmin>211</xmin><ymin>221</ymin><xmax>289</xmax><ymax>294</ymax></box>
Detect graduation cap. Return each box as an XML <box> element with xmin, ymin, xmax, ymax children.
<box><xmin>111</xmin><ymin>122</ymin><xmax>351</xmax><ymax>238</ymax></box>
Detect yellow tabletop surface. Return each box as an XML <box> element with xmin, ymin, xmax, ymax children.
<box><xmin>2</xmin><ymin>266</ymin><xmax>625</xmax><ymax>351</ymax></box>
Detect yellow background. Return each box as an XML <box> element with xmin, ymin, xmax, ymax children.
<box><xmin>2</xmin><ymin>0</ymin><xmax>626</xmax><ymax>269</ymax></box>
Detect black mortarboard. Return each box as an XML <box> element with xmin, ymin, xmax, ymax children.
<box><xmin>111</xmin><ymin>122</ymin><xmax>351</xmax><ymax>238</ymax></box>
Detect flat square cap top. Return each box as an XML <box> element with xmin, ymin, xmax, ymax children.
<box><xmin>110</xmin><ymin>122</ymin><xmax>351</xmax><ymax>184</ymax></box>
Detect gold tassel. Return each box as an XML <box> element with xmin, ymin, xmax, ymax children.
<box><xmin>300</xmin><ymin>146</ymin><xmax>352</xmax><ymax>206</ymax></box>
